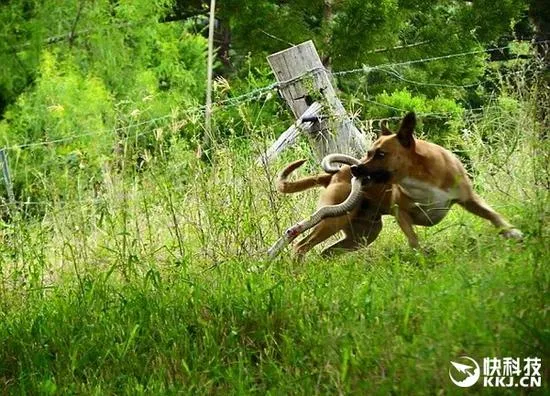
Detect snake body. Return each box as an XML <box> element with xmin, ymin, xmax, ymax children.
<box><xmin>321</xmin><ymin>153</ymin><xmax>361</xmax><ymax>173</ymax></box>
<box><xmin>268</xmin><ymin>175</ymin><xmax>363</xmax><ymax>259</ymax></box>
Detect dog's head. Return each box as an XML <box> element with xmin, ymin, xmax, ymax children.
<box><xmin>351</xmin><ymin>112</ymin><xmax>416</xmax><ymax>184</ymax></box>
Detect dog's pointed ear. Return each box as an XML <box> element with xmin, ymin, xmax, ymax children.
<box><xmin>378</xmin><ymin>119</ymin><xmax>392</xmax><ymax>136</ymax></box>
<box><xmin>397</xmin><ymin>112</ymin><xmax>416</xmax><ymax>148</ymax></box>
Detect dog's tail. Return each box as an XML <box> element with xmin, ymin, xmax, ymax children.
<box><xmin>276</xmin><ymin>159</ymin><xmax>332</xmax><ymax>194</ymax></box>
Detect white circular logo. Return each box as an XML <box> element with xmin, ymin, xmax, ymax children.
<box><xmin>449</xmin><ymin>356</ymin><xmax>481</xmax><ymax>387</ymax></box>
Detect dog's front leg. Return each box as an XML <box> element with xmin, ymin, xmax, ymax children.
<box><xmin>394</xmin><ymin>207</ymin><xmax>420</xmax><ymax>249</ymax></box>
<box><xmin>391</xmin><ymin>187</ymin><xmax>420</xmax><ymax>248</ymax></box>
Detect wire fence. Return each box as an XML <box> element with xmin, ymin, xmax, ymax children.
<box><xmin>3</xmin><ymin>40</ymin><xmax>546</xmax><ymax>152</ymax></box>
<box><xmin>332</xmin><ymin>44</ymin><xmax>522</xmax><ymax>77</ymax></box>
<box><xmin>370</xmin><ymin>67</ymin><xmax>480</xmax><ymax>89</ymax></box>
<box><xmin>0</xmin><ymin>99</ymin><xmax>501</xmax><ymax>212</ymax></box>
<box><xmin>0</xmin><ymin>41</ymin><xmax>543</xmax><ymax>211</ymax></box>
<box><xmin>0</xmin><ymin>40</ymin><xmax>540</xmax><ymax>212</ymax></box>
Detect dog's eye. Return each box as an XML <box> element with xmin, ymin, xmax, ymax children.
<box><xmin>374</xmin><ymin>151</ymin><xmax>386</xmax><ymax>159</ymax></box>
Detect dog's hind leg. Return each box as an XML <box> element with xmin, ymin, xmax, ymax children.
<box><xmin>293</xmin><ymin>216</ymin><xmax>350</xmax><ymax>258</ymax></box>
<box><xmin>458</xmin><ymin>194</ymin><xmax>522</xmax><ymax>239</ymax></box>
<box><xmin>320</xmin><ymin>234</ymin><xmax>361</xmax><ymax>257</ymax></box>
<box><xmin>321</xmin><ymin>216</ymin><xmax>383</xmax><ymax>257</ymax></box>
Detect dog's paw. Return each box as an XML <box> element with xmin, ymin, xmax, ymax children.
<box><xmin>500</xmin><ymin>228</ymin><xmax>523</xmax><ymax>240</ymax></box>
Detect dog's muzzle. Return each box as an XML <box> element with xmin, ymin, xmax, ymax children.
<box><xmin>350</xmin><ymin>165</ymin><xmax>392</xmax><ymax>184</ymax></box>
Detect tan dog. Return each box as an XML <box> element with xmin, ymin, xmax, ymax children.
<box><xmin>277</xmin><ymin>112</ymin><xmax>522</xmax><ymax>257</ymax></box>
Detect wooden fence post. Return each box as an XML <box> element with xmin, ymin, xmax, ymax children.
<box><xmin>261</xmin><ymin>40</ymin><xmax>369</xmax><ymax>163</ymax></box>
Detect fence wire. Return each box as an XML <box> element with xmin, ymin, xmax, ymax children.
<box><xmin>3</xmin><ymin>41</ymin><xmax>544</xmax><ymax>152</ymax></box>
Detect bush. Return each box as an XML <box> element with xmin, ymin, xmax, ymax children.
<box><xmin>362</xmin><ymin>88</ymin><xmax>465</xmax><ymax>145</ymax></box>
<box><xmin>0</xmin><ymin>13</ymin><xmax>208</xmax><ymax>206</ymax></box>
<box><xmin>0</xmin><ymin>51</ymin><xmax>115</xmax><ymax>204</ymax></box>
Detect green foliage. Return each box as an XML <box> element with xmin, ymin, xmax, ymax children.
<box><xmin>0</xmin><ymin>51</ymin><xmax>115</xmax><ymax>201</ymax></box>
<box><xmin>0</xmin><ymin>3</ymin><xmax>546</xmax><ymax>391</ymax></box>
<box><xmin>4</xmin><ymin>51</ymin><xmax>114</xmax><ymax>143</ymax></box>
<box><xmin>0</xmin><ymin>0</ymin><xmax>208</xmax><ymax>203</ymax></box>
<box><xmin>330</xmin><ymin>0</ymin><xmax>401</xmax><ymax>68</ymax></box>
<box><xmin>207</xmin><ymin>0</ymin><xmax>527</xmax><ymax>77</ymax></box>
<box><xmin>191</xmin><ymin>58</ymin><xmax>293</xmax><ymax>153</ymax></box>
<box><xmin>0</xmin><ymin>241</ymin><xmax>546</xmax><ymax>393</ymax></box>
<box><xmin>0</xmin><ymin>88</ymin><xmax>547</xmax><ymax>393</ymax></box>
<box><xmin>359</xmin><ymin>88</ymin><xmax>465</xmax><ymax>145</ymax></box>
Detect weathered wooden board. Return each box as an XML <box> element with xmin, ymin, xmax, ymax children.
<box><xmin>257</xmin><ymin>102</ymin><xmax>322</xmax><ymax>165</ymax></box>
<box><xmin>264</xmin><ymin>40</ymin><xmax>369</xmax><ymax>161</ymax></box>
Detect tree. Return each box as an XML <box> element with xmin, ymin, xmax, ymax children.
<box><xmin>0</xmin><ymin>0</ymin><xmax>208</xmax><ymax>204</ymax></box>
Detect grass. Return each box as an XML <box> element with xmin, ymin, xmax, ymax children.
<box><xmin>0</xmin><ymin>227</ymin><xmax>547</xmax><ymax>394</ymax></box>
<box><xmin>0</xmin><ymin>98</ymin><xmax>548</xmax><ymax>394</ymax></box>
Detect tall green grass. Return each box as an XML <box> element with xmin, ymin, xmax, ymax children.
<box><xmin>0</xmin><ymin>88</ymin><xmax>548</xmax><ymax>393</ymax></box>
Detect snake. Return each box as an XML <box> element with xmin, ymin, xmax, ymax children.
<box><xmin>268</xmin><ymin>153</ymin><xmax>365</xmax><ymax>259</ymax></box>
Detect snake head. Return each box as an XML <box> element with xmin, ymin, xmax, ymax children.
<box><xmin>285</xmin><ymin>225</ymin><xmax>302</xmax><ymax>240</ymax></box>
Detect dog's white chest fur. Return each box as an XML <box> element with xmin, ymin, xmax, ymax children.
<box><xmin>399</xmin><ymin>177</ymin><xmax>458</xmax><ymax>204</ymax></box>
<box><xmin>398</xmin><ymin>177</ymin><xmax>459</xmax><ymax>225</ymax></box>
